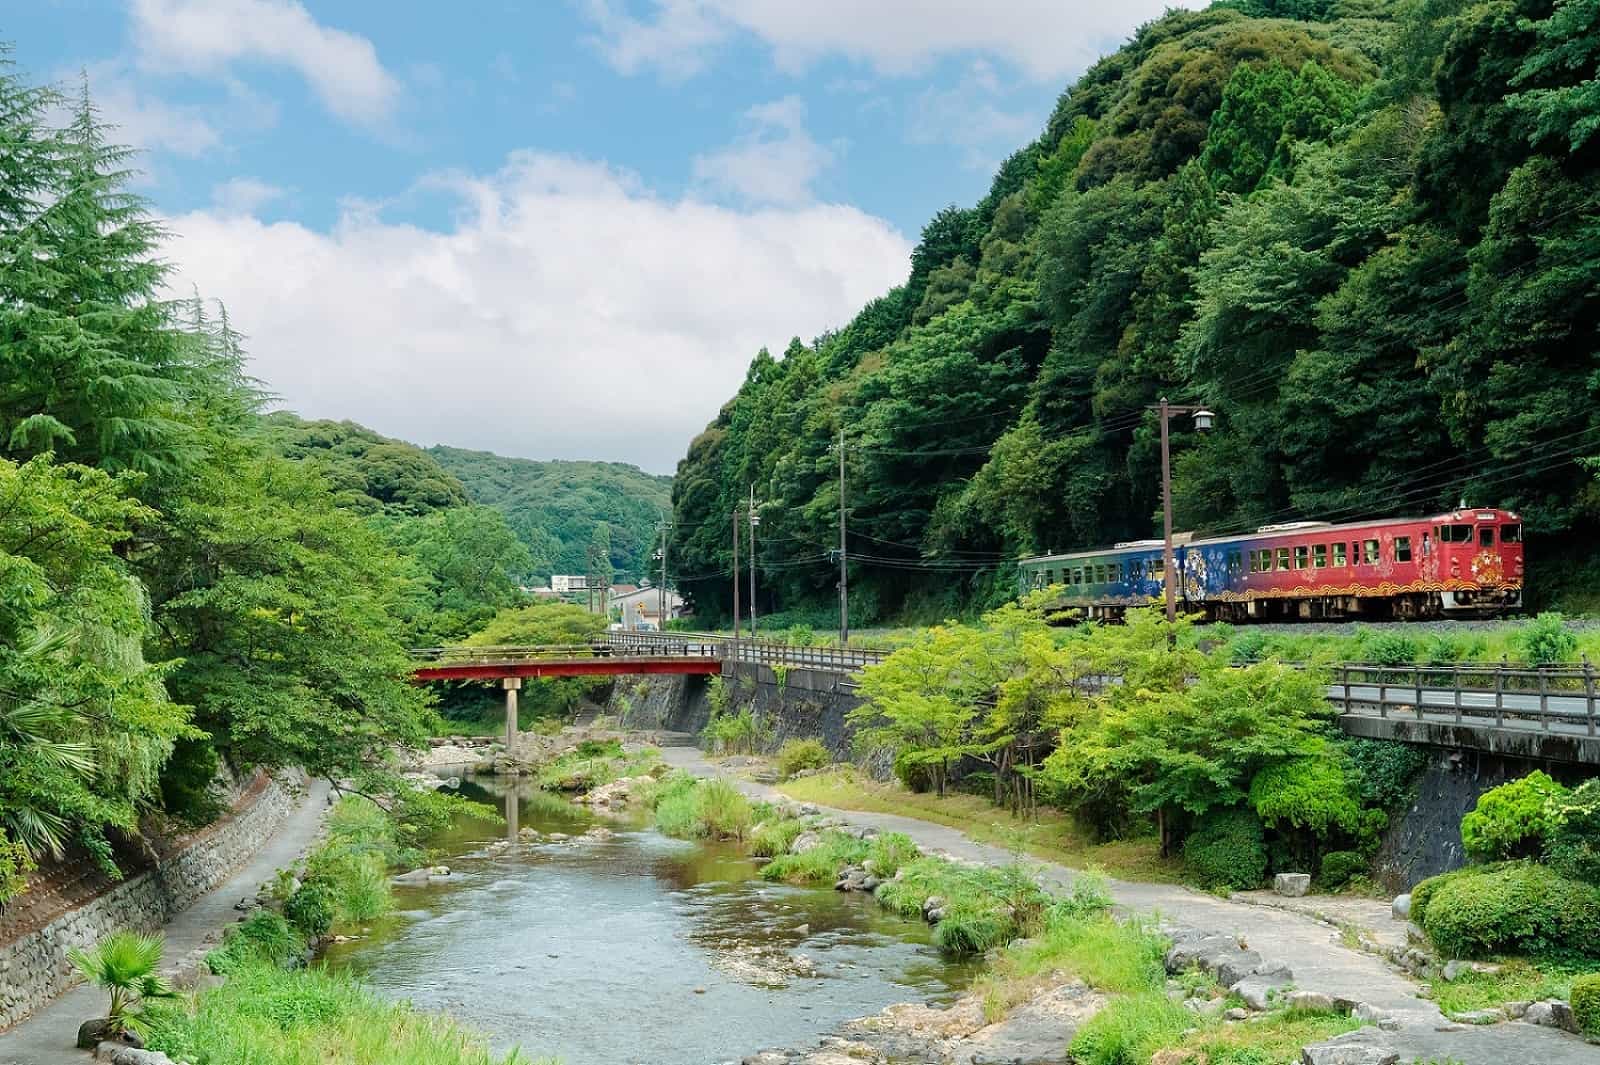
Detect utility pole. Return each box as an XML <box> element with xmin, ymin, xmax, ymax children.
<box><xmin>1150</xmin><ymin>398</ymin><xmax>1214</xmax><ymax>645</ymax></box>
<box><xmin>1159</xmin><ymin>397</ymin><xmax>1175</xmax><ymax>633</ymax></box>
<box><xmin>748</xmin><ymin>483</ymin><xmax>758</xmax><ymax>638</ymax></box>
<box><xmin>838</xmin><ymin>426</ymin><xmax>849</xmax><ymax>647</ymax></box>
<box><xmin>658</xmin><ymin>521</ymin><xmax>668</xmax><ymax>629</ymax></box>
<box><xmin>731</xmin><ymin>505</ymin><xmax>741</xmax><ymax>641</ymax></box>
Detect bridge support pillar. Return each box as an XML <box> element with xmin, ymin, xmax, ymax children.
<box><xmin>502</xmin><ymin>677</ymin><xmax>522</xmax><ymax>754</ymax></box>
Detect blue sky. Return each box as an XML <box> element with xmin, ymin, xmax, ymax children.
<box><xmin>10</xmin><ymin>1</ymin><xmax>1186</xmax><ymax>472</ymax></box>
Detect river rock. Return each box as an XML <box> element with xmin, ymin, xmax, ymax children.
<box><xmin>79</xmin><ymin>1018</ymin><xmax>116</xmax><ymax>1049</ymax></box>
<box><xmin>1213</xmin><ymin>949</ymin><xmax>1264</xmax><ymax>988</ymax></box>
<box><xmin>1300</xmin><ymin>1029</ymin><xmax>1399</xmax><ymax>1065</ymax></box>
<box><xmin>1274</xmin><ymin>872</ymin><xmax>1312</xmax><ymax>897</ymax></box>
<box><xmin>1163</xmin><ymin>931</ymin><xmax>1240</xmax><ymax>974</ymax></box>
<box><xmin>789</xmin><ymin>831</ymin><xmax>824</xmax><ymax>854</ymax></box>
<box><xmin>743</xmin><ymin>1053</ymin><xmax>791</xmax><ymax>1065</ymax></box>
<box><xmin>105</xmin><ymin>1050</ymin><xmax>177</xmax><ymax>1065</ymax></box>
<box><xmin>1390</xmin><ymin>893</ymin><xmax>1411</xmax><ymax>920</ymax></box>
<box><xmin>1231</xmin><ymin>966</ymin><xmax>1293</xmax><ymax>1011</ymax></box>
<box><xmin>1524</xmin><ymin>999</ymin><xmax>1578</xmax><ymax>1032</ymax></box>
<box><xmin>1286</xmin><ymin>990</ymin><xmax>1339</xmax><ymax>1013</ymax></box>
<box><xmin>1352</xmin><ymin>1003</ymin><xmax>1401</xmax><ymax>1031</ymax></box>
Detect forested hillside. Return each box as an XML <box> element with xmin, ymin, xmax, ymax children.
<box><xmin>0</xmin><ymin>60</ymin><xmax>534</xmax><ymax>898</ymax></box>
<box><xmin>670</xmin><ymin>0</ymin><xmax>1600</xmax><ymax>624</ymax></box>
<box><xmin>431</xmin><ymin>446</ymin><xmax>673</xmax><ymax>584</ymax></box>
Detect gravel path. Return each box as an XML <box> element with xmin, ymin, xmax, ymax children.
<box><xmin>660</xmin><ymin>744</ymin><xmax>1600</xmax><ymax>1065</ymax></box>
<box><xmin>0</xmin><ymin>778</ymin><xmax>332</xmax><ymax>1065</ymax></box>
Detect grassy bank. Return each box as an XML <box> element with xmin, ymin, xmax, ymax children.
<box><xmin>778</xmin><ymin>768</ymin><xmax>1178</xmax><ymax>884</ymax></box>
<box><xmin>534</xmin><ymin>739</ymin><xmax>661</xmax><ymax>793</ymax></box>
<box><xmin>146</xmin><ymin>962</ymin><xmax>543</xmax><ymax>1065</ymax></box>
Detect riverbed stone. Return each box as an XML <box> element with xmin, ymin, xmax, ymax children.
<box><xmin>1213</xmin><ymin>949</ymin><xmax>1264</xmax><ymax>988</ymax></box>
<box><xmin>1448</xmin><ymin>1009</ymin><xmax>1503</xmax><ymax>1025</ymax></box>
<box><xmin>789</xmin><ymin>831</ymin><xmax>824</xmax><ymax>854</ymax></box>
<box><xmin>1231</xmin><ymin>967</ymin><xmax>1293</xmax><ymax>1011</ymax></box>
<box><xmin>1299</xmin><ymin>1029</ymin><xmax>1399</xmax><ymax>1065</ymax></box>
<box><xmin>1352</xmin><ymin>1003</ymin><xmax>1401</xmax><ymax>1031</ymax></box>
<box><xmin>1163</xmin><ymin>932</ymin><xmax>1239</xmax><ymax>974</ymax></box>
<box><xmin>1525</xmin><ymin>999</ymin><xmax>1578</xmax><ymax>1032</ymax></box>
<box><xmin>1390</xmin><ymin>893</ymin><xmax>1411</xmax><ymax>921</ymax></box>
<box><xmin>1274</xmin><ymin>873</ymin><xmax>1312</xmax><ymax>897</ymax></box>
<box><xmin>79</xmin><ymin>1018</ymin><xmax>117</xmax><ymax>1049</ymax></box>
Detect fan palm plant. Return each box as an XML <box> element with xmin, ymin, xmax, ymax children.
<box><xmin>66</xmin><ymin>930</ymin><xmax>176</xmax><ymax>1034</ymax></box>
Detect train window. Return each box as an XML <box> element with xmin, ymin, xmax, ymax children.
<box><xmin>1332</xmin><ymin>542</ymin><xmax>1347</xmax><ymax>567</ymax></box>
<box><xmin>1502</xmin><ymin>523</ymin><xmax>1522</xmax><ymax>543</ymax></box>
<box><xmin>1479</xmin><ymin>527</ymin><xmax>1495</xmax><ymax>547</ymax></box>
<box><xmin>1395</xmin><ymin>536</ymin><xmax>1412</xmax><ymax>562</ymax></box>
<box><xmin>1247</xmin><ymin>551</ymin><xmax>1258</xmax><ymax>573</ymax></box>
<box><xmin>1313</xmin><ymin>544</ymin><xmax>1327</xmax><ymax>568</ymax></box>
<box><xmin>1276</xmin><ymin>547</ymin><xmax>1290</xmax><ymax>571</ymax></box>
<box><xmin>1441</xmin><ymin>524</ymin><xmax>1473</xmax><ymax>543</ymax></box>
<box><xmin>1363</xmin><ymin>539</ymin><xmax>1380</xmax><ymax>564</ymax></box>
<box><xmin>1072</xmin><ymin>568</ymin><xmax>1082</xmax><ymax>585</ymax></box>
<box><xmin>1150</xmin><ymin>558</ymin><xmax>1165</xmax><ymax>579</ymax></box>
<box><xmin>1227</xmin><ymin>550</ymin><xmax>1242</xmax><ymax>573</ymax></box>
<box><xmin>1293</xmin><ymin>546</ymin><xmax>1308</xmax><ymax>569</ymax></box>
<box><xmin>1352</xmin><ymin>541</ymin><xmax>1362</xmax><ymax>565</ymax></box>
<box><xmin>1108</xmin><ymin>563</ymin><xmax>1119</xmax><ymax>582</ymax></box>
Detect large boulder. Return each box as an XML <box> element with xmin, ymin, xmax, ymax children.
<box><xmin>1300</xmin><ymin>1029</ymin><xmax>1399</xmax><ymax>1065</ymax></box>
<box><xmin>1390</xmin><ymin>893</ymin><xmax>1411</xmax><ymax>921</ymax></box>
<box><xmin>78</xmin><ymin>1018</ymin><xmax>116</xmax><ymax>1050</ymax></box>
<box><xmin>1231</xmin><ymin>964</ymin><xmax>1294</xmax><ymax>1011</ymax></box>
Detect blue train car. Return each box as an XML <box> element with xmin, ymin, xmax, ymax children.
<box><xmin>1017</xmin><ymin>538</ymin><xmax>1178</xmax><ymax>619</ymax></box>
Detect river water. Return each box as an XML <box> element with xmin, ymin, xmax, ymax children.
<box><xmin>321</xmin><ymin>777</ymin><xmax>978</xmax><ymax>1065</ymax></box>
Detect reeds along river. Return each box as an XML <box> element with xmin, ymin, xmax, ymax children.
<box><xmin>320</xmin><ymin>777</ymin><xmax>979</xmax><ymax>1065</ymax></box>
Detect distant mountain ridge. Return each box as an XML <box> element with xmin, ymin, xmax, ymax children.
<box><xmin>429</xmin><ymin>445</ymin><xmax>672</xmax><ymax>584</ymax></box>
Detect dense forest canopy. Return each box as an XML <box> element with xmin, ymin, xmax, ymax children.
<box><xmin>430</xmin><ymin>445</ymin><xmax>673</xmax><ymax>584</ymax></box>
<box><xmin>669</xmin><ymin>0</ymin><xmax>1600</xmax><ymax>625</ymax></box>
<box><xmin>0</xmin><ymin>56</ymin><xmax>583</xmax><ymax>899</ymax></box>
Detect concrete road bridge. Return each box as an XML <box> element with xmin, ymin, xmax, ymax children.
<box><xmin>411</xmin><ymin>632</ymin><xmax>1600</xmax><ymax>765</ymax></box>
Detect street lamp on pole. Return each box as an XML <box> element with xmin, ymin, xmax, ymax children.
<box><xmin>1150</xmin><ymin>397</ymin><xmax>1214</xmax><ymax>638</ymax></box>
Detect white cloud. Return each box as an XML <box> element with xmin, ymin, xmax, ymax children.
<box><xmin>129</xmin><ymin>0</ymin><xmax>400</xmax><ymax>125</ymax></box>
<box><xmin>692</xmin><ymin>96</ymin><xmax>836</xmax><ymax>206</ymax></box>
<box><xmin>584</xmin><ymin>0</ymin><xmax>1198</xmax><ymax>82</ymax></box>
<box><xmin>162</xmin><ymin>152</ymin><xmax>910</xmax><ymax>472</ymax></box>
<box><xmin>211</xmin><ymin>177</ymin><xmax>286</xmax><ymax>214</ymax></box>
<box><xmin>78</xmin><ymin>61</ymin><xmax>220</xmax><ymax>157</ymax></box>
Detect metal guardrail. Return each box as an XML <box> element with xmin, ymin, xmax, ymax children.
<box><xmin>604</xmin><ymin>630</ymin><xmax>889</xmax><ymax>671</ymax></box>
<box><xmin>1331</xmin><ymin>661</ymin><xmax>1599</xmax><ymax>735</ymax></box>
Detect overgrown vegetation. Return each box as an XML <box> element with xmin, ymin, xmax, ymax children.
<box><xmin>774</xmin><ymin>738</ymin><xmax>831</xmax><ymax>780</ymax></box>
<box><xmin>144</xmin><ymin>962</ymin><xmax>541</xmax><ymax>1065</ymax></box>
<box><xmin>841</xmin><ymin>600</ymin><xmax>1413</xmax><ymax>889</ymax></box>
<box><xmin>669</xmin><ymin>0</ymin><xmax>1600</xmax><ymax>622</ymax></box>
<box><xmin>649</xmin><ymin>773</ymin><xmax>754</xmax><ymax>841</ymax></box>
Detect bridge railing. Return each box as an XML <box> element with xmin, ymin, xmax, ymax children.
<box><xmin>602</xmin><ymin>630</ymin><xmax>889</xmax><ymax>672</ymax></box>
<box><xmin>1330</xmin><ymin>660</ymin><xmax>1598</xmax><ymax>735</ymax></box>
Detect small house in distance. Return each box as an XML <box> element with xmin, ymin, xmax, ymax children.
<box><xmin>611</xmin><ymin>582</ymin><xmax>685</xmax><ymax>630</ymax></box>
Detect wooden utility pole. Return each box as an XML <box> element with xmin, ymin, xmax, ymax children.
<box><xmin>838</xmin><ymin>426</ymin><xmax>849</xmax><ymax>647</ymax></box>
<box><xmin>731</xmin><ymin>506</ymin><xmax>741</xmax><ymax>641</ymax></box>
<box><xmin>658</xmin><ymin>521</ymin><xmax>668</xmax><ymax>629</ymax></box>
<box><xmin>1159</xmin><ymin>396</ymin><xmax>1176</xmax><ymax>632</ymax></box>
<box><xmin>748</xmin><ymin>484</ymin><xmax>758</xmax><ymax>638</ymax></box>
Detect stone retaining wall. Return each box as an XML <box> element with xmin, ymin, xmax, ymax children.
<box><xmin>0</xmin><ymin>775</ymin><xmax>300</xmax><ymax>1030</ymax></box>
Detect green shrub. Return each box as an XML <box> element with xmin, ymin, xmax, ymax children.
<box><xmin>785</xmin><ymin>624</ymin><xmax>816</xmax><ymax>647</ymax></box>
<box><xmin>1545</xmin><ymin>779</ymin><xmax>1600</xmax><ymax>884</ymax></box>
<box><xmin>702</xmin><ymin>707</ymin><xmax>768</xmax><ymax>755</ymax></box>
<box><xmin>1250</xmin><ymin>758</ymin><xmax>1363</xmax><ymax>836</ymax></box>
<box><xmin>1461</xmin><ymin>771</ymin><xmax>1567</xmax><ymax>862</ymax></box>
<box><xmin>284</xmin><ymin>883</ymin><xmax>336</xmax><ymax>940</ymax></box>
<box><xmin>1517</xmin><ymin>612</ymin><xmax>1579</xmax><ymax>667</ymax></box>
<box><xmin>653</xmin><ymin>776</ymin><xmax>752</xmax><ymax>840</ymax></box>
<box><xmin>575</xmin><ymin>738</ymin><xmax>623</xmax><ymax>758</ymax></box>
<box><xmin>749</xmin><ymin>817</ymin><xmax>805</xmax><ymax>858</ymax></box>
<box><xmin>1361</xmin><ymin>630</ymin><xmax>1420</xmax><ymax>668</ymax></box>
<box><xmin>1228</xmin><ymin>629</ymin><xmax>1269</xmax><ymax>664</ymax></box>
<box><xmin>1346</xmin><ymin>739</ymin><xmax>1430</xmax><ymax>809</ymax></box>
<box><xmin>865</xmin><ymin>831</ymin><xmax>920</xmax><ymax>878</ymax></box>
<box><xmin>1319</xmin><ymin>850</ymin><xmax>1367</xmax><ymax>890</ymax></box>
<box><xmin>775</xmin><ymin>738</ymin><xmax>831</xmax><ymax>780</ymax></box>
<box><xmin>1183</xmin><ymin>807</ymin><xmax>1267</xmax><ymax>891</ymax></box>
<box><xmin>1068</xmin><ymin>991</ymin><xmax>1192</xmax><ymax>1065</ymax></box>
<box><xmin>935</xmin><ymin>903</ymin><xmax>1014</xmax><ymax>954</ymax></box>
<box><xmin>759</xmin><ymin>831</ymin><xmax>869</xmax><ymax>884</ymax></box>
<box><xmin>1571</xmin><ymin>973</ymin><xmax>1600</xmax><ymax>1038</ymax></box>
<box><xmin>1418</xmin><ymin>862</ymin><xmax>1600</xmax><ymax>959</ymax></box>
<box><xmin>206</xmin><ymin>912</ymin><xmax>304</xmax><ymax>975</ymax></box>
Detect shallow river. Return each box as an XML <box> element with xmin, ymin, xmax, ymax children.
<box><xmin>321</xmin><ymin>778</ymin><xmax>978</xmax><ymax>1065</ymax></box>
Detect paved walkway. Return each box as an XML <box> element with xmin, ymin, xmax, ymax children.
<box><xmin>0</xmin><ymin>778</ymin><xmax>332</xmax><ymax>1065</ymax></box>
<box><xmin>661</xmin><ymin>745</ymin><xmax>1600</xmax><ymax>1065</ymax></box>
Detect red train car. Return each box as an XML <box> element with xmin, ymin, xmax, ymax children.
<box><xmin>1019</xmin><ymin>507</ymin><xmax>1525</xmax><ymax>621</ymax></box>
